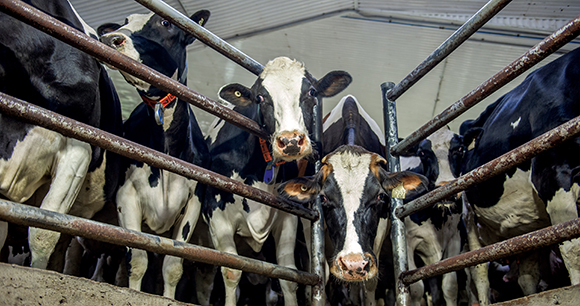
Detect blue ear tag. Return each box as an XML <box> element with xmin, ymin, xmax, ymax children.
<box><xmin>154</xmin><ymin>102</ymin><xmax>164</xmax><ymax>125</ymax></box>
<box><xmin>264</xmin><ymin>161</ymin><xmax>275</xmax><ymax>184</ymax></box>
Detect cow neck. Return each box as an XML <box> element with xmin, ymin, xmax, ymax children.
<box><xmin>140</xmin><ymin>65</ymin><xmax>188</xmax><ymax>125</ymax></box>
<box><xmin>255</xmin><ymin>103</ymin><xmax>285</xmax><ymax>184</ymax></box>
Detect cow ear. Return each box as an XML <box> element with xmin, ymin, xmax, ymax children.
<box><xmin>276</xmin><ymin>176</ymin><xmax>320</xmax><ymax>206</ymax></box>
<box><xmin>381</xmin><ymin>171</ymin><xmax>429</xmax><ymax>201</ymax></box>
<box><xmin>186</xmin><ymin>10</ymin><xmax>211</xmax><ymax>44</ymax></box>
<box><xmin>462</xmin><ymin>127</ymin><xmax>484</xmax><ymax>151</ymax></box>
<box><xmin>97</xmin><ymin>23</ymin><xmax>122</xmax><ymax>36</ymax></box>
<box><xmin>315</xmin><ymin>71</ymin><xmax>352</xmax><ymax>98</ymax></box>
<box><xmin>218</xmin><ymin>83</ymin><xmax>254</xmax><ymax>107</ymax></box>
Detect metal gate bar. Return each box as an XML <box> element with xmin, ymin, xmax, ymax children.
<box><xmin>386</xmin><ymin>0</ymin><xmax>512</xmax><ymax>102</ymax></box>
<box><xmin>400</xmin><ymin>218</ymin><xmax>580</xmax><ymax>285</ymax></box>
<box><xmin>0</xmin><ymin>0</ymin><xmax>268</xmax><ymax>139</ymax></box>
<box><xmin>134</xmin><ymin>0</ymin><xmax>264</xmax><ymax>76</ymax></box>
<box><xmin>0</xmin><ymin>199</ymin><xmax>319</xmax><ymax>286</ymax></box>
<box><xmin>392</xmin><ymin>14</ymin><xmax>580</xmax><ymax>156</ymax></box>
<box><xmin>0</xmin><ymin>92</ymin><xmax>317</xmax><ymax>221</ymax></box>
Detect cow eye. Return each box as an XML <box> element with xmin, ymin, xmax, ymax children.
<box><xmin>160</xmin><ymin>20</ymin><xmax>171</xmax><ymax>27</ymax></box>
<box><xmin>377</xmin><ymin>193</ymin><xmax>387</xmax><ymax>201</ymax></box>
<box><xmin>319</xmin><ymin>195</ymin><xmax>327</xmax><ymax>203</ymax></box>
<box><xmin>256</xmin><ymin>95</ymin><xmax>264</xmax><ymax>104</ymax></box>
<box><xmin>308</xmin><ymin>89</ymin><xmax>317</xmax><ymax>97</ymax></box>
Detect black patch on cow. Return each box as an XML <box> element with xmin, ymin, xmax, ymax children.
<box><xmin>182</xmin><ymin>222</ymin><xmax>190</xmax><ymax>241</ymax></box>
<box><xmin>320</xmin><ymin>173</ymin><xmax>348</xmax><ymax>256</ymax></box>
<box><xmin>148</xmin><ymin>167</ymin><xmax>160</xmax><ymax>188</ymax></box>
<box><xmin>352</xmin><ymin>173</ymin><xmax>385</xmax><ymax>256</ymax></box>
<box><xmin>242</xmin><ymin>198</ymin><xmax>250</xmax><ymax>213</ymax></box>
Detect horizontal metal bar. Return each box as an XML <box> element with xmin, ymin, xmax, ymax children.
<box><xmin>0</xmin><ymin>93</ymin><xmax>318</xmax><ymax>221</ymax></box>
<box><xmin>0</xmin><ymin>0</ymin><xmax>269</xmax><ymax>140</ymax></box>
<box><xmin>0</xmin><ymin>199</ymin><xmax>319</xmax><ymax>286</ymax></box>
<box><xmin>392</xmin><ymin>14</ymin><xmax>580</xmax><ymax>156</ymax></box>
<box><xmin>400</xmin><ymin>218</ymin><xmax>580</xmax><ymax>285</ymax></box>
<box><xmin>395</xmin><ymin>115</ymin><xmax>580</xmax><ymax>219</ymax></box>
<box><xmin>134</xmin><ymin>0</ymin><xmax>264</xmax><ymax>76</ymax></box>
<box><xmin>386</xmin><ymin>0</ymin><xmax>512</xmax><ymax>102</ymax></box>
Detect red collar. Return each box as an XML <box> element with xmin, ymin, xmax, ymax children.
<box><xmin>259</xmin><ymin>138</ymin><xmax>286</xmax><ymax>166</ymax></box>
<box><xmin>141</xmin><ymin>93</ymin><xmax>176</xmax><ymax>109</ymax></box>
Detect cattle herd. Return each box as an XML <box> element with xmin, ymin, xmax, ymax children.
<box><xmin>0</xmin><ymin>1</ymin><xmax>579</xmax><ymax>306</ymax></box>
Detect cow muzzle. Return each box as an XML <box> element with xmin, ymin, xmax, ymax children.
<box><xmin>273</xmin><ymin>131</ymin><xmax>312</xmax><ymax>160</ymax></box>
<box><xmin>100</xmin><ymin>33</ymin><xmax>127</xmax><ymax>50</ymax></box>
<box><xmin>330</xmin><ymin>252</ymin><xmax>377</xmax><ymax>282</ymax></box>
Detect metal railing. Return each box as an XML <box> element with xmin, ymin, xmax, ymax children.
<box><xmin>382</xmin><ymin>2</ymin><xmax>580</xmax><ymax>306</ymax></box>
<box><xmin>0</xmin><ymin>0</ymin><xmax>327</xmax><ymax>304</ymax></box>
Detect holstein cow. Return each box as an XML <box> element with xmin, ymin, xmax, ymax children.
<box><xmin>98</xmin><ymin>10</ymin><xmax>211</xmax><ymax>298</ymax></box>
<box><xmin>203</xmin><ymin>57</ymin><xmax>351</xmax><ymax>306</ymax></box>
<box><xmin>400</xmin><ymin>127</ymin><xmax>465</xmax><ymax>306</ymax></box>
<box><xmin>0</xmin><ymin>0</ymin><xmax>122</xmax><ymax>270</ymax></box>
<box><xmin>278</xmin><ymin>95</ymin><xmax>430</xmax><ymax>306</ymax></box>
<box><xmin>456</xmin><ymin>47</ymin><xmax>580</xmax><ymax>304</ymax></box>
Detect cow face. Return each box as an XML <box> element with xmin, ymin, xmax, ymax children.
<box><xmin>98</xmin><ymin>10</ymin><xmax>210</xmax><ymax>97</ymax></box>
<box><xmin>218</xmin><ymin>57</ymin><xmax>351</xmax><ymax>161</ymax></box>
<box><xmin>277</xmin><ymin>145</ymin><xmax>429</xmax><ymax>282</ymax></box>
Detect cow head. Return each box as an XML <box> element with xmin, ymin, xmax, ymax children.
<box><xmin>98</xmin><ymin>10</ymin><xmax>210</xmax><ymax>98</ymax></box>
<box><xmin>277</xmin><ymin>145</ymin><xmax>429</xmax><ymax>282</ymax></box>
<box><xmin>218</xmin><ymin>57</ymin><xmax>351</xmax><ymax>161</ymax></box>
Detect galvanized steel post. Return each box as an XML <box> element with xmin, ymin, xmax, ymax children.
<box><xmin>310</xmin><ymin>89</ymin><xmax>326</xmax><ymax>306</ymax></box>
<box><xmin>382</xmin><ymin>82</ymin><xmax>410</xmax><ymax>306</ymax></box>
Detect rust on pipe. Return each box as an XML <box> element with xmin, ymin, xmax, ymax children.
<box><xmin>0</xmin><ymin>0</ymin><xmax>269</xmax><ymax>140</ymax></box>
<box><xmin>395</xmin><ymin>115</ymin><xmax>580</xmax><ymax>219</ymax></box>
<box><xmin>134</xmin><ymin>0</ymin><xmax>264</xmax><ymax>76</ymax></box>
<box><xmin>0</xmin><ymin>199</ymin><xmax>320</xmax><ymax>286</ymax></box>
<box><xmin>392</xmin><ymin>14</ymin><xmax>580</xmax><ymax>156</ymax></box>
<box><xmin>400</xmin><ymin>218</ymin><xmax>580</xmax><ymax>285</ymax></box>
<box><xmin>386</xmin><ymin>0</ymin><xmax>513</xmax><ymax>102</ymax></box>
<box><xmin>0</xmin><ymin>92</ymin><xmax>318</xmax><ymax>221</ymax></box>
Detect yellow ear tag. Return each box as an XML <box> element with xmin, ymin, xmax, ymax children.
<box><xmin>234</xmin><ymin>90</ymin><xmax>242</xmax><ymax>98</ymax></box>
<box><xmin>392</xmin><ymin>183</ymin><xmax>406</xmax><ymax>199</ymax></box>
<box><xmin>199</xmin><ymin>18</ymin><xmax>204</xmax><ymax>25</ymax></box>
<box><xmin>300</xmin><ymin>185</ymin><xmax>308</xmax><ymax>192</ymax></box>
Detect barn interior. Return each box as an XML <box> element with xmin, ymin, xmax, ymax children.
<box><xmin>70</xmin><ymin>0</ymin><xmax>580</xmax><ymax>137</ymax></box>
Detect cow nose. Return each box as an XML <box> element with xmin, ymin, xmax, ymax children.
<box><xmin>100</xmin><ymin>33</ymin><xmax>126</xmax><ymax>48</ymax></box>
<box><xmin>337</xmin><ymin>253</ymin><xmax>371</xmax><ymax>277</ymax></box>
<box><xmin>276</xmin><ymin>132</ymin><xmax>306</xmax><ymax>156</ymax></box>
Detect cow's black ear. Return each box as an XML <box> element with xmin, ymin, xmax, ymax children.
<box><xmin>462</xmin><ymin>127</ymin><xmax>484</xmax><ymax>151</ymax></box>
<box><xmin>97</xmin><ymin>23</ymin><xmax>122</xmax><ymax>36</ymax></box>
<box><xmin>315</xmin><ymin>71</ymin><xmax>352</xmax><ymax>98</ymax></box>
<box><xmin>186</xmin><ymin>10</ymin><xmax>210</xmax><ymax>44</ymax></box>
<box><xmin>276</xmin><ymin>176</ymin><xmax>320</xmax><ymax>207</ymax></box>
<box><xmin>218</xmin><ymin>83</ymin><xmax>253</xmax><ymax>107</ymax></box>
<box><xmin>381</xmin><ymin>171</ymin><xmax>429</xmax><ymax>201</ymax></box>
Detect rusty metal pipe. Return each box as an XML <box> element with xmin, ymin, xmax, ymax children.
<box><xmin>400</xmin><ymin>218</ymin><xmax>580</xmax><ymax>285</ymax></box>
<box><xmin>392</xmin><ymin>14</ymin><xmax>580</xmax><ymax>156</ymax></box>
<box><xmin>0</xmin><ymin>0</ymin><xmax>269</xmax><ymax>139</ymax></box>
<box><xmin>386</xmin><ymin>0</ymin><xmax>512</xmax><ymax>102</ymax></box>
<box><xmin>395</xmin><ymin>115</ymin><xmax>580</xmax><ymax>219</ymax></box>
<box><xmin>0</xmin><ymin>93</ymin><xmax>318</xmax><ymax>221</ymax></box>
<box><xmin>134</xmin><ymin>0</ymin><xmax>264</xmax><ymax>76</ymax></box>
<box><xmin>0</xmin><ymin>199</ymin><xmax>320</xmax><ymax>286</ymax></box>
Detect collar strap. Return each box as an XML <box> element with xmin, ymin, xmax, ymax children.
<box><xmin>259</xmin><ymin>138</ymin><xmax>286</xmax><ymax>166</ymax></box>
<box><xmin>141</xmin><ymin>92</ymin><xmax>176</xmax><ymax>109</ymax></box>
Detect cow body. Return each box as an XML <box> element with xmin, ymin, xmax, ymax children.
<box><xmin>457</xmin><ymin>47</ymin><xmax>580</xmax><ymax>304</ymax></box>
<box><xmin>98</xmin><ymin>10</ymin><xmax>211</xmax><ymax>298</ymax></box>
<box><xmin>278</xmin><ymin>95</ymin><xmax>429</xmax><ymax>306</ymax></box>
<box><xmin>203</xmin><ymin>57</ymin><xmax>351</xmax><ymax>306</ymax></box>
<box><xmin>0</xmin><ymin>0</ymin><xmax>122</xmax><ymax>270</ymax></box>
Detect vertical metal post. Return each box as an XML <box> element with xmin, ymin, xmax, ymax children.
<box><xmin>382</xmin><ymin>82</ymin><xmax>410</xmax><ymax>306</ymax></box>
<box><xmin>310</xmin><ymin>96</ymin><xmax>326</xmax><ymax>305</ymax></box>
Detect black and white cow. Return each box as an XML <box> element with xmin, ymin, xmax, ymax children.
<box><xmin>98</xmin><ymin>10</ymin><xmax>211</xmax><ymax>298</ymax></box>
<box><xmin>278</xmin><ymin>95</ymin><xmax>430</xmax><ymax>306</ymax></box>
<box><xmin>455</xmin><ymin>47</ymin><xmax>580</xmax><ymax>304</ymax></box>
<box><xmin>203</xmin><ymin>57</ymin><xmax>351</xmax><ymax>306</ymax></box>
<box><xmin>0</xmin><ymin>0</ymin><xmax>123</xmax><ymax>270</ymax></box>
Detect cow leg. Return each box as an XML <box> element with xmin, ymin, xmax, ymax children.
<box><xmin>163</xmin><ymin>191</ymin><xmax>202</xmax><ymax>298</ymax></box>
<box><xmin>406</xmin><ymin>245</ymin><xmax>425</xmax><ymax>306</ymax></box>
<box><xmin>463</xmin><ymin>197</ymin><xmax>489</xmax><ymax>306</ymax></box>
<box><xmin>29</xmin><ymin>139</ymin><xmax>91</xmax><ymax>269</ymax></box>
<box><xmin>272</xmin><ymin>212</ymin><xmax>299</xmax><ymax>306</ymax></box>
<box><xmin>442</xmin><ymin>230</ymin><xmax>461</xmax><ymax>306</ymax></box>
<box><xmin>516</xmin><ymin>252</ymin><xmax>540</xmax><ymax>295</ymax></box>
<box><xmin>546</xmin><ymin>185</ymin><xmax>580</xmax><ymax>284</ymax></box>
<box><xmin>209</xmin><ymin>211</ymin><xmax>239</xmax><ymax>306</ymax></box>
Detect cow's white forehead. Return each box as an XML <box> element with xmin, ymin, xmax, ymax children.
<box><xmin>121</xmin><ymin>12</ymin><xmax>154</xmax><ymax>33</ymax></box>
<box><xmin>260</xmin><ymin>57</ymin><xmax>307</xmax><ymax>133</ymax></box>
<box><xmin>328</xmin><ymin>151</ymin><xmax>372</xmax><ymax>255</ymax></box>
<box><xmin>428</xmin><ymin>128</ymin><xmax>456</xmax><ymax>184</ymax></box>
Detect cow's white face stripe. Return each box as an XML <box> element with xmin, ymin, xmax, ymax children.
<box><xmin>327</xmin><ymin>151</ymin><xmax>372</xmax><ymax>255</ymax></box>
<box><xmin>427</xmin><ymin>128</ymin><xmax>456</xmax><ymax>185</ymax></box>
<box><xmin>260</xmin><ymin>58</ymin><xmax>307</xmax><ymax>137</ymax></box>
